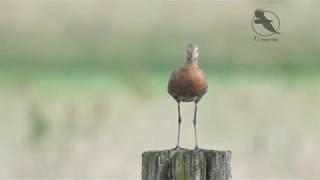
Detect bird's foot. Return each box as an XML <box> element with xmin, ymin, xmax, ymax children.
<box><xmin>174</xmin><ymin>145</ymin><xmax>181</xmax><ymax>150</ymax></box>
<box><xmin>194</xmin><ymin>146</ymin><xmax>200</xmax><ymax>150</ymax></box>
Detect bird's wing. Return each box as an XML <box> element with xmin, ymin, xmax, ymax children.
<box><xmin>168</xmin><ymin>70</ymin><xmax>178</xmax><ymax>85</ymax></box>
<box><xmin>168</xmin><ymin>70</ymin><xmax>177</xmax><ymax>92</ymax></box>
<box><xmin>263</xmin><ymin>22</ymin><xmax>279</xmax><ymax>33</ymax></box>
<box><xmin>254</xmin><ymin>19</ymin><xmax>263</xmax><ymax>24</ymax></box>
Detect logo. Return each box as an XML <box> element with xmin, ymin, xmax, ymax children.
<box><xmin>251</xmin><ymin>9</ymin><xmax>280</xmax><ymax>41</ymax></box>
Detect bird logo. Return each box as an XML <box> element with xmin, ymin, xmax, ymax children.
<box><xmin>251</xmin><ymin>9</ymin><xmax>280</xmax><ymax>37</ymax></box>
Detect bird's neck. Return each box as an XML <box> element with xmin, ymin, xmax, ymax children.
<box><xmin>185</xmin><ymin>58</ymin><xmax>198</xmax><ymax>67</ymax></box>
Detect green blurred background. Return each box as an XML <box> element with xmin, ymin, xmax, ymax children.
<box><xmin>0</xmin><ymin>1</ymin><xmax>319</xmax><ymax>179</ymax></box>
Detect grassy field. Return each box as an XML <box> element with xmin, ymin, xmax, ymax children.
<box><xmin>0</xmin><ymin>1</ymin><xmax>320</xmax><ymax>179</ymax></box>
<box><xmin>1</xmin><ymin>76</ymin><xmax>320</xmax><ymax>178</ymax></box>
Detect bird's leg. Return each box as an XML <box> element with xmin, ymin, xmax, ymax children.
<box><xmin>175</xmin><ymin>101</ymin><xmax>182</xmax><ymax>150</ymax></box>
<box><xmin>193</xmin><ymin>102</ymin><xmax>199</xmax><ymax>150</ymax></box>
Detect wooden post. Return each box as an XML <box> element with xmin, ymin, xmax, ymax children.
<box><xmin>142</xmin><ymin>148</ymin><xmax>232</xmax><ymax>180</ymax></box>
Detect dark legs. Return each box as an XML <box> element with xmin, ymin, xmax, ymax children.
<box><xmin>175</xmin><ymin>101</ymin><xmax>181</xmax><ymax>149</ymax></box>
<box><xmin>175</xmin><ymin>101</ymin><xmax>199</xmax><ymax>150</ymax></box>
<box><xmin>193</xmin><ymin>102</ymin><xmax>199</xmax><ymax>150</ymax></box>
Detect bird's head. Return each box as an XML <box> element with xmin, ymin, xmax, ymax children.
<box><xmin>186</xmin><ymin>43</ymin><xmax>199</xmax><ymax>62</ymax></box>
<box><xmin>255</xmin><ymin>9</ymin><xmax>265</xmax><ymax>18</ymax></box>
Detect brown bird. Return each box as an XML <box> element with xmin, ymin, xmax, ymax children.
<box><xmin>168</xmin><ymin>43</ymin><xmax>208</xmax><ymax>150</ymax></box>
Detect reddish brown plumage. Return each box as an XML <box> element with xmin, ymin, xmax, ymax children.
<box><xmin>168</xmin><ymin>43</ymin><xmax>207</xmax><ymax>149</ymax></box>
<box><xmin>168</xmin><ymin>62</ymin><xmax>208</xmax><ymax>102</ymax></box>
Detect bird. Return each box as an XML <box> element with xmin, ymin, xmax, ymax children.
<box><xmin>254</xmin><ymin>9</ymin><xmax>280</xmax><ymax>34</ymax></box>
<box><xmin>168</xmin><ymin>43</ymin><xmax>208</xmax><ymax>150</ymax></box>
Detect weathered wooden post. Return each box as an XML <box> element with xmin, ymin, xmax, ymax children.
<box><xmin>142</xmin><ymin>148</ymin><xmax>231</xmax><ymax>180</ymax></box>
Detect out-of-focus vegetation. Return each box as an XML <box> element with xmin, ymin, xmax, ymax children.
<box><xmin>0</xmin><ymin>1</ymin><xmax>319</xmax><ymax>179</ymax></box>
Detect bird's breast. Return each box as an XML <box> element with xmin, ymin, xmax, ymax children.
<box><xmin>168</xmin><ymin>66</ymin><xmax>208</xmax><ymax>102</ymax></box>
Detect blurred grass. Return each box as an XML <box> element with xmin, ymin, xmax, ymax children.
<box><xmin>1</xmin><ymin>1</ymin><xmax>320</xmax><ymax>95</ymax></box>
<box><xmin>0</xmin><ymin>59</ymin><xmax>319</xmax><ymax>96</ymax></box>
<box><xmin>0</xmin><ymin>1</ymin><xmax>320</xmax><ymax>178</ymax></box>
